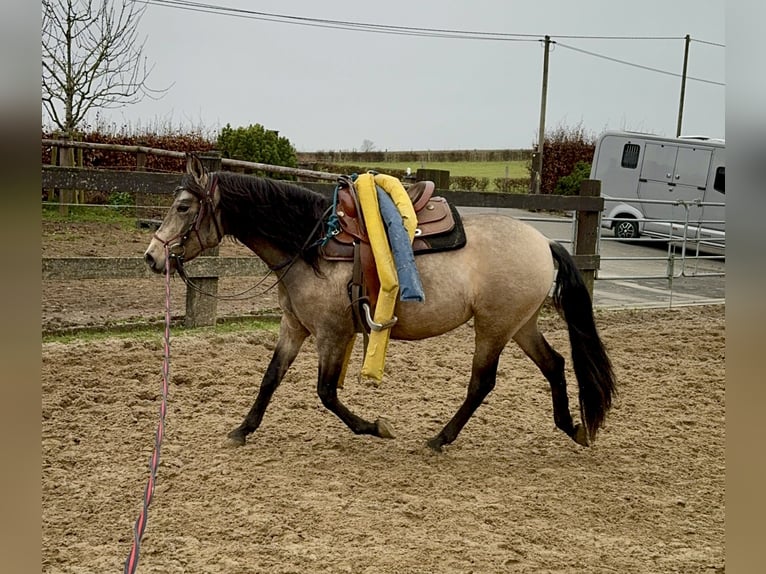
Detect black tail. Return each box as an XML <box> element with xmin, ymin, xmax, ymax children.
<box><xmin>549</xmin><ymin>241</ymin><xmax>616</xmax><ymax>444</ymax></box>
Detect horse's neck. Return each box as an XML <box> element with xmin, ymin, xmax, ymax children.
<box><xmin>219</xmin><ymin>177</ymin><xmax>322</xmax><ymax>271</ymax></box>
<box><xmin>232</xmin><ymin>234</ymin><xmax>293</xmax><ymax>271</ymax></box>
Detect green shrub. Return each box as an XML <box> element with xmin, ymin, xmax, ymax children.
<box><xmin>107</xmin><ymin>190</ymin><xmax>135</xmax><ymax>216</ymax></box>
<box><xmin>108</xmin><ymin>191</ymin><xmax>133</xmax><ymax>206</ymax></box>
<box><xmin>554</xmin><ymin>161</ymin><xmax>592</xmax><ymax>196</ymax></box>
<box><xmin>217</xmin><ymin>123</ymin><xmax>298</xmax><ymax>177</ymax></box>
<box><xmin>450</xmin><ymin>176</ymin><xmax>479</xmax><ymax>191</ymax></box>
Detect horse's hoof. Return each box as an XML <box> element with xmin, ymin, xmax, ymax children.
<box><xmin>426</xmin><ymin>437</ymin><xmax>444</xmax><ymax>453</ymax></box>
<box><xmin>572</xmin><ymin>424</ymin><xmax>590</xmax><ymax>447</ymax></box>
<box><xmin>376</xmin><ymin>418</ymin><xmax>395</xmax><ymax>439</ymax></box>
<box><xmin>227</xmin><ymin>428</ymin><xmax>247</xmax><ymax>447</ymax></box>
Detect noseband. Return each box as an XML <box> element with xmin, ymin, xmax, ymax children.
<box><xmin>153</xmin><ymin>174</ymin><xmax>224</xmax><ymax>264</ymax></box>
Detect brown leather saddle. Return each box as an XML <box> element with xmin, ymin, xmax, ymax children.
<box><xmin>319</xmin><ymin>176</ymin><xmax>466</xmax><ymax>333</ymax></box>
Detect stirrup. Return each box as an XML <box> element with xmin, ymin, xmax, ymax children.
<box><xmin>362</xmin><ymin>303</ymin><xmax>397</xmax><ymax>332</ymax></box>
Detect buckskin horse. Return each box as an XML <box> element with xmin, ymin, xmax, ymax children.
<box><xmin>144</xmin><ymin>156</ymin><xmax>615</xmax><ymax>451</ymax></box>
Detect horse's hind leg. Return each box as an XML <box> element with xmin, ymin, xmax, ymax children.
<box><xmin>427</xmin><ymin>337</ymin><xmax>504</xmax><ymax>452</ymax></box>
<box><xmin>513</xmin><ymin>318</ymin><xmax>583</xmax><ymax>443</ymax></box>
<box><xmin>315</xmin><ymin>337</ymin><xmax>394</xmax><ymax>440</ymax></box>
<box><xmin>228</xmin><ymin>312</ymin><xmax>309</xmax><ymax>446</ymax></box>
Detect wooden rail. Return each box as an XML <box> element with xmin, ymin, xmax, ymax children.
<box><xmin>42</xmin><ymin>256</ymin><xmax>269</xmax><ymax>280</ymax></box>
<box><xmin>41</xmin><ymin>138</ymin><xmax>341</xmax><ymax>181</ymax></box>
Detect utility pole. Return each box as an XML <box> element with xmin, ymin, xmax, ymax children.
<box><xmin>676</xmin><ymin>34</ymin><xmax>691</xmax><ymax>137</ymax></box>
<box><xmin>535</xmin><ymin>35</ymin><xmax>552</xmax><ymax>194</ymax></box>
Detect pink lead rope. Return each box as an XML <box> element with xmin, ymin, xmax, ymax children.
<box><xmin>124</xmin><ymin>245</ymin><xmax>172</xmax><ymax>574</ymax></box>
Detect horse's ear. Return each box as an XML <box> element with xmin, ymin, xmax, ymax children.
<box><xmin>185</xmin><ymin>153</ymin><xmax>209</xmax><ymax>187</ymax></box>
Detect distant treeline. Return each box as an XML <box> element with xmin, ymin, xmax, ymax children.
<box><xmin>298</xmin><ymin>149</ymin><xmax>533</xmax><ymax>164</ymax></box>
<box><xmin>42</xmin><ymin>131</ymin><xmax>532</xmax><ymax>170</ymax></box>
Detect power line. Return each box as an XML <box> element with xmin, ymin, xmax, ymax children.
<box><xmin>140</xmin><ymin>0</ymin><xmax>725</xmax><ymax>85</ymax></box>
<box><xmin>142</xmin><ymin>0</ymin><xmax>724</xmax><ymax>46</ymax></box>
<box><xmin>691</xmin><ymin>38</ymin><xmax>726</xmax><ymax>48</ymax></box>
<box><xmin>556</xmin><ymin>41</ymin><xmax>725</xmax><ymax>86</ymax></box>
<box><xmin>142</xmin><ymin>0</ymin><xmax>538</xmax><ymax>41</ymax></box>
<box><xmin>551</xmin><ymin>34</ymin><xmax>684</xmax><ymax>41</ymax></box>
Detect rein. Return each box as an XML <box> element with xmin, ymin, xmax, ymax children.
<box><xmin>172</xmin><ymin>201</ymin><xmax>337</xmax><ymax>301</ymax></box>
<box><xmin>176</xmin><ymin>259</ymin><xmax>280</xmax><ymax>300</ymax></box>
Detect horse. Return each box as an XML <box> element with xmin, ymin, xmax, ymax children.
<box><xmin>144</xmin><ymin>156</ymin><xmax>616</xmax><ymax>452</ymax></box>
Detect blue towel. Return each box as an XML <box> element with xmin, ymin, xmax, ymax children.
<box><xmin>376</xmin><ymin>186</ymin><xmax>425</xmax><ymax>302</ymax></box>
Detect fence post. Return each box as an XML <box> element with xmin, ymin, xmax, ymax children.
<box><xmin>75</xmin><ymin>147</ymin><xmax>84</xmax><ymax>203</ymax></box>
<box><xmin>136</xmin><ymin>150</ymin><xmax>147</xmax><ymax>171</ymax></box>
<box><xmin>416</xmin><ymin>168</ymin><xmax>450</xmax><ymax>190</ymax></box>
<box><xmin>58</xmin><ymin>135</ymin><xmax>74</xmax><ymax>216</ymax></box>
<box><xmin>184</xmin><ymin>151</ymin><xmax>222</xmax><ymax>328</ymax></box>
<box><xmin>135</xmin><ymin>150</ymin><xmax>147</xmax><ymax>220</ymax></box>
<box><xmin>48</xmin><ymin>144</ymin><xmax>59</xmax><ymax>202</ymax></box>
<box><xmin>574</xmin><ymin>179</ymin><xmax>602</xmax><ymax>297</ymax></box>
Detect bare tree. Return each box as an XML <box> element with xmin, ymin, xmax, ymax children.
<box><xmin>41</xmin><ymin>0</ymin><xmax>169</xmax><ymax>133</ymax></box>
<box><xmin>360</xmin><ymin>139</ymin><xmax>376</xmax><ymax>153</ymax></box>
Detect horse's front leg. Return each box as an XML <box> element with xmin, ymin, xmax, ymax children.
<box><xmin>315</xmin><ymin>336</ymin><xmax>395</xmax><ymax>440</ymax></box>
<box><xmin>227</xmin><ymin>312</ymin><xmax>309</xmax><ymax>446</ymax></box>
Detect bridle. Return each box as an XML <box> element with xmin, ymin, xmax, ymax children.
<box><xmin>153</xmin><ymin>174</ymin><xmax>224</xmax><ymax>265</ymax></box>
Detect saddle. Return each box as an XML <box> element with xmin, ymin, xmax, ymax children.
<box><xmin>319</xmin><ymin>176</ymin><xmax>466</xmax><ymax>333</ymax></box>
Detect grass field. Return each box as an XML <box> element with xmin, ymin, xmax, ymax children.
<box><xmin>42</xmin><ymin>204</ymin><xmax>136</xmax><ymax>225</ymax></box>
<box><xmin>42</xmin><ymin>316</ymin><xmax>280</xmax><ymax>343</ymax></box>
<box><xmin>335</xmin><ymin>160</ymin><xmax>530</xmax><ymax>182</ymax></box>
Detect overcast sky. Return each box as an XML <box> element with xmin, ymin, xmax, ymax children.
<box><xmin>93</xmin><ymin>0</ymin><xmax>725</xmax><ymax>152</ymax></box>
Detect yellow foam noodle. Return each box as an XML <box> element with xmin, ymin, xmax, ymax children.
<box><xmin>355</xmin><ymin>173</ymin><xmax>400</xmax><ymax>383</ymax></box>
<box><xmin>372</xmin><ymin>173</ymin><xmax>418</xmax><ymax>241</ymax></box>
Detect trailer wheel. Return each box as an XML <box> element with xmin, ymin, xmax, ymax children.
<box><xmin>614</xmin><ymin>217</ymin><xmax>639</xmax><ymax>239</ymax></box>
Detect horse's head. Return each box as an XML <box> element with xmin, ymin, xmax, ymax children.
<box><xmin>144</xmin><ymin>154</ymin><xmax>224</xmax><ymax>274</ymax></box>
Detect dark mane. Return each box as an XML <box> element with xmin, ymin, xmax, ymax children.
<box><xmin>212</xmin><ymin>171</ymin><xmax>331</xmax><ymax>270</ymax></box>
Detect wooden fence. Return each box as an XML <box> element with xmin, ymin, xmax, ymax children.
<box><xmin>42</xmin><ymin>139</ymin><xmax>603</xmax><ymax>328</ymax></box>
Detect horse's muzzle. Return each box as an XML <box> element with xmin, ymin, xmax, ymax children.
<box><xmin>144</xmin><ymin>250</ymin><xmax>163</xmax><ymax>274</ymax></box>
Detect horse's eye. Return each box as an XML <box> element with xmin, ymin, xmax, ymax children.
<box><xmin>177</xmin><ymin>204</ymin><xmax>190</xmax><ymax>213</ymax></box>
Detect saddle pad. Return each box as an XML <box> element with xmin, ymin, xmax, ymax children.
<box><xmin>413</xmin><ymin>201</ymin><xmax>466</xmax><ymax>253</ymax></box>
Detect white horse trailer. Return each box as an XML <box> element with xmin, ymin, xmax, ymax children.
<box><xmin>590</xmin><ymin>130</ymin><xmax>725</xmax><ymax>251</ymax></box>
